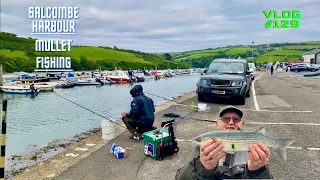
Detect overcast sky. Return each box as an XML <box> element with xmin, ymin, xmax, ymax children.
<box><xmin>1</xmin><ymin>0</ymin><xmax>319</xmax><ymax>52</ymax></box>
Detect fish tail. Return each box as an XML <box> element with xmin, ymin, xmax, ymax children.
<box><xmin>275</xmin><ymin>139</ymin><xmax>295</xmax><ymax>161</ymax></box>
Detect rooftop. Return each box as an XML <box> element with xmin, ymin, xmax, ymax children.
<box><xmin>212</xmin><ymin>58</ymin><xmax>247</xmax><ymax>63</ymax></box>
<box><xmin>303</xmin><ymin>49</ymin><xmax>320</xmax><ymax>55</ymax></box>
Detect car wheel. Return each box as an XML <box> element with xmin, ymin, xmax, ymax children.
<box><xmin>238</xmin><ymin>94</ymin><xmax>246</xmax><ymax>105</ymax></box>
<box><xmin>198</xmin><ymin>93</ymin><xmax>206</xmax><ymax>102</ymax></box>
<box><xmin>295</xmin><ymin>70</ymin><xmax>298</xmax><ymax>72</ymax></box>
<box><xmin>311</xmin><ymin>69</ymin><xmax>315</xmax><ymax>72</ymax></box>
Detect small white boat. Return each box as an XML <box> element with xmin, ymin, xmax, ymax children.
<box><xmin>34</xmin><ymin>82</ymin><xmax>55</xmax><ymax>91</ymax></box>
<box><xmin>74</xmin><ymin>79</ymin><xmax>101</xmax><ymax>86</ymax></box>
<box><xmin>0</xmin><ymin>84</ymin><xmax>39</xmax><ymax>94</ymax></box>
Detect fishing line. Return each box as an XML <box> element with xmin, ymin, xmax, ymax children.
<box><xmin>52</xmin><ymin>83</ymin><xmax>208</xmax><ymax>137</ymax></box>
<box><xmin>53</xmin><ymin>92</ymin><xmax>127</xmax><ymax>129</ymax></box>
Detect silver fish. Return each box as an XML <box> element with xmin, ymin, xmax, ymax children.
<box><xmin>193</xmin><ymin>127</ymin><xmax>294</xmax><ymax>161</ymax></box>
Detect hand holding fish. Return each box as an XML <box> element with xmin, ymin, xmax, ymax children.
<box><xmin>247</xmin><ymin>143</ymin><xmax>270</xmax><ymax>171</ymax></box>
<box><xmin>200</xmin><ymin>139</ymin><xmax>227</xmax><ymax>171</ymax></box>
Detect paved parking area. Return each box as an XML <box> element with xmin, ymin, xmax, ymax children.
<box><xmin>51</xmin><ymin>71</ymin><xmax>320</xmax><ymax>180</ymax></box>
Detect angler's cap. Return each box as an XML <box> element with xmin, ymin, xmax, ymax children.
<box><xmin>219</xmin><ymin>105</ymin><xmax>243</xmax><ymax>118</ymax></box>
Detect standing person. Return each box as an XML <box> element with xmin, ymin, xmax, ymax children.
<box><xmin>175</xmin><ymin>105</ymin><xmax>274</xmax><ymax>179</ymax></box>
<box><xmin>270</xmin><ymin>65</ymin><xmax>274</xmax><ymax>75</ymax></box>
<box><xmin>121</xmin><ymin>85</ymin><xmax>156</xmax><ymax>140</ymax></box>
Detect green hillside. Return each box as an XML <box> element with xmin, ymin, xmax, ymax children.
<box><xmin>1</xmin><ymin>31</ymin><xmax>319</xmax><ymax>72</ymax></box>
<box><xmin>170</xmin><ymin>42</ymin><xmax>320</xmax><ymax>67</ymax></box>
<box><xmin>0</xmin><ymin>32</ymin><xmax>188</xmax><ymax>72</ymax></box>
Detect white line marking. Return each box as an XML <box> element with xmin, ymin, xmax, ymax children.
<box><xmin>46</xmin><ymin>174</ymin><xmax>55</xmax><ymax>178</ymax></box>
<box><xmin>307</xmin><ymin>148</ymin><xmax>320</xmax><ymax>151</ymax></box>
<box><xmin>267</xmin><ymin>110</ymin><xmax>312</xmax><ymax>113</ymax></box>
<box><xmin>176</xmin><ymin>139</ymin><xmax>185</xmax><ymax>142</ymax></box>
<box><xmin>86</xmin><ymin>144</ymin><xmax>96</xmax><ymax>147</ymax></box>
<box><xmin>287</xmin><ymin>146</ymin><xmax>303</xmax><ymax>150</ymax></box>
<box><xmin>66</xmin><ymin>153</ymin><xmax>79</xmax><ymax>157</ymax></box>
<box><xmin>252</xmin><ymin>72</ymin><xmax>264</xmax><ymax>111</ymax></box>
<box><xmin>246</xmin><ymin>122</ymin><xmax>320</xmax><ymax>126</ymax></box>
<box><xmin>75</xmin><ymin>148</ymin><xmax>88</xmax><ymax>151</ymax></box>
<box><xmin>241</xmin><ymin>109</ymin><xmax>312</xmax><ymax>113</ymax></box>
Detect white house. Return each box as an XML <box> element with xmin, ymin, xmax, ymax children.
<box><xmin>301</xmin><ymin>49</ymin><xmax>320</xmax><ymax>64</ymax></box>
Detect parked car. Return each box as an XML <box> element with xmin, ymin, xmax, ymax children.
<box><xmin>248</xmin><ymin>63</ymin><xmax>256</xmax><ymax>74</ymax></box>
<box><xmin>291</xmin><ymin>64</ymin><xmax>319</xmax><ymax>72</ymax></box>
<box><xmin>196</xmin><ymin>59</ymin><xmax>253</xmax><ymax>105</ymax></box>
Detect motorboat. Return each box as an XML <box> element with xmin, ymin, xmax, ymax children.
<box><xmin>73</xmin><ymin>79</ymin><xmax>101</xmax><ymax>86</ymax></box>
<box><xmin>0</xmin><ymin>84</ymin><xmax>39</xmax><ymax>94</ymax></box>
<box><xmin>55</xmin><ymin>82</ymin><xmax>75</xmax><ymax>88</ymax></box>
<box><xmin>104</xmin><ymin>70</ymin><xmax>131</xmax><ymax>84</ymax></box>
<box><xmin>34</xmin><ymin>82</ymin><xmax>55</xmax><ymax>91</ymax></box>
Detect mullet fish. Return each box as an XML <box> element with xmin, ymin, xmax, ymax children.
<box><xmin>193</xmin><ymin>127</ymin><xmax>294</xmax><ymax>160</ymax></box>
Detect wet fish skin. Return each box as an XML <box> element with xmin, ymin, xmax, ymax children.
<box><xmin>193</xmin><ymin>127</ymin><xmax>294</xmax><ymax>161</ymax></box>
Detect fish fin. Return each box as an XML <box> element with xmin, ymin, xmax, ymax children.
<box><xmin>256</xmin><ymin>127</ymin><xmax>266</xmax><ymax>135</ymax></box>
<box><xmin>275</xmin><ymin>139</ymin><xmax>295</xmax><ymax>161</ymax></box>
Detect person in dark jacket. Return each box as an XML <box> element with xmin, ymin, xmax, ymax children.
<box><xmin>121</xmin><ymin>85</ymin><xmax>156</xmax><ymax>139</ymax></box>
<box><xmin>175</xmin><ymin>105</ymin><xmax>274</xmax><ymax>179</ymax></box>
<box><xmin>270</xmin><ymin>65</ymin><xmax>274</xmax><ymax>75</ymax></box>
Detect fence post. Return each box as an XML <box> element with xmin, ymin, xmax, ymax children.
<box><xmin>0</xmin><ymin>100</ymin><xmax>7</xmax><ymax>180</ymax></box>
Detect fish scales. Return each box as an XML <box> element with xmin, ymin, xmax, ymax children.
<box><xmin>193</xmin><ymin>127</ymin><xmax>294</xmax><ymax>160</ymax></box>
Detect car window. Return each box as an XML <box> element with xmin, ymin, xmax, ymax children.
<box><xmin>208</xmin><ymin>62</ymin><xmax>245</xmax><ymax>74</ymax></box>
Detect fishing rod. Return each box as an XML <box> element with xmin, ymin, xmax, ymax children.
<box><xmin>53</xmin><ymin>92</ymin><xmax>127</xmax><ymax>129</ymax></box>
<box><xmin>143</xmin><ymin>91</ymin><xmax>196</xmax><ymax>108</ymax></box>
<box><xmin>144</xmin><ymin>92</ymin><xmax>172</xmax><ymax>101</ymax></box>
<box><xmin>53</xmin><ymin>87</ymin><xmax>210</xmax><ymax>134</ymax></box>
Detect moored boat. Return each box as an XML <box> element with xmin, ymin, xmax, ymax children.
<box><xmin>0</xmin><ymin>84</ymin><xmax>39</xmax><ymax>94</ymax></box>
<box><xmin>104</xmin><ymin>70</ymin><xmax>131</xmax><ymax>84</ymax></box>
<box><xmin>74</xmin><ymin>79</ymin><xmax>101</xmax><ymax>86</ymax></box>
<box><xmin>34</xmin><ymin>82</ymin><xmax>55</xmax><ymax>91</ymax></box>
<box><xmin>55</xmin><ymin>82</ymin><xmax>75</xmax><ymax>88</ymax></box>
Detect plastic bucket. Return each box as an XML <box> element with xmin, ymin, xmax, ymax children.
<box><xmin>198</xmin><ymin>103</ymin><xmax>207</xmax><ymax>111</ymax></box>
<box><xmin>101</xmin><ymin>120</ymin><xmax>116</xmax><ymax>140</ymax></box>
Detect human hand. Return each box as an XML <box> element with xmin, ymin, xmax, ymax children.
<box><xmin>200</xmin><ymin>140</ymin><xmax>227</xmax><ymax>171</ymax></box>
<box><xmin>121</xmin><ymin>112</ymin><xmax>127</xmax><ymax>117</ymax></box>
<box><xmin>247</xmin><ymin>143</ymin><xmax>270</xmax><ymax>171</ymax></box>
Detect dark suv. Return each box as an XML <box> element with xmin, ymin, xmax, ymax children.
<box><xmin>196</xmin><ymin>59</ymin><xmax>254</xmax><ymax>105</ymax></box>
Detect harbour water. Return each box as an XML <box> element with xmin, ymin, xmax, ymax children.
<box><xmin>0</xmin><ymin>74</ymin><xmax>200</xmax><ymax>158</ymax></box>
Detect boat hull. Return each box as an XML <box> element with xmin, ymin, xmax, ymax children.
<box><xmin>108</xmin><ymin>78</ymin><xmax>130</xmax><ymax>84</ymax></box>
<box><xmin>0</xmin><ymin>87</ymin><xmax>39</xmax><ymax>94</ymax></box>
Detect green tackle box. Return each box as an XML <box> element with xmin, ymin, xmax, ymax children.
<box><xmin>142</xmin><ymin>128</ymin><xmax>171</xmax><ymax>160</ymax></box>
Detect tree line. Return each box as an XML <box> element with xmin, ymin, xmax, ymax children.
<box><xmin>0</xmin><ymin>32</ymin><xmax>188</xmax><ymax>72</ymax></box>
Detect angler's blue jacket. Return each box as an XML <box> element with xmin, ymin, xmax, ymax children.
<box><xmin>126</xmin><ymin>85</ymin><xmax>155</xmax><ymax>127</ymax></box>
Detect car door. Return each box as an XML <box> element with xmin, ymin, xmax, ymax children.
<box><xmin>301</xmin><ymin>65</ymin><xmax>309</xmax><ymax>71</ymax></box>
<box><xmin>245</xmin><ymin>62</ymin><xmax>251</xmax><ymax>91</ymax></box>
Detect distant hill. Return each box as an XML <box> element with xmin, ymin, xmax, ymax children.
<box><xmin>0</xmin><ymin>32</ymin><xmax>188</xmax><ymax>72</ymax></box>
<box><xmin>1</xmin><ymin>31</ymin><xmax>319</xmax><ymax>72</ymax></box>
<box><xmin>168</xmin><ymin>41</ymin><xmax>320</xmax><ymax>67</ymax></box>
